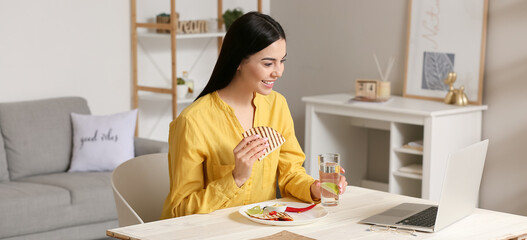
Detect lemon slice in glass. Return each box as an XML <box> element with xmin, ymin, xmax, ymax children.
<box><xmin>321</xmin><ymin>182</ymin><xmax>339</xmax><ymax>195</ymax></box>
<box><xmin>246</xmin><ymin>205</ymin><xmax>263</xmax><ymax>216</ymax></box>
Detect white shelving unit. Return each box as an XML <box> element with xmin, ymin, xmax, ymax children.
<box><xmin>138</xmin><ymin>31</ymin><xmax>227</xmax><ymax>39</ymax></box>
<box><xmin>138</xmin><ymin>92</ymin><xmax>195</xmax><ymax>104</ymax></box>
<box><xmin>130</xmin><ymin>0</ymin><xmax>262</xmax><ymax>133</ymax></box>
<box><xmin>302</xmin><ymin>94</ymin><xmax>487</xmax><ymax>201</ymax></box>
<box><xmin>391</xmin><ymin>147</ymin><xmax>423</xmax><ymax>181</ymax></box>
<box><xmin>389</xmin><ymin>122</ymin><xmax>424</xmax><ymax>197</ymax></box>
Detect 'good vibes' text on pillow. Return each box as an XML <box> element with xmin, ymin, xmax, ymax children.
<box><xmin>80</xmin><ymin>129</ymin><xmax>119</xmax><ymax>148</ymax></box>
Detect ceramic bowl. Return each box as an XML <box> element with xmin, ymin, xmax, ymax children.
<box><xmin>263</xmin><ymin>204</ymin><xmax>287</xmax><ymax>213</ymax></box>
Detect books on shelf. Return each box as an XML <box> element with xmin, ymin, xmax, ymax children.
<box><xmin>402</xmin><ymin>140</ymin><xmax>423</xmax><ymax>152</ymax></box>
<box><xmin>399</xmin><ymin>163</ymin><xmax>423</xmax><ymax>175</ymax></box>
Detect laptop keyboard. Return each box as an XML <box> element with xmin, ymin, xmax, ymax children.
<box><xmin>396</xmin><ymin>206</ymin><xmax>438</xmax><ymax>227</ymax></box>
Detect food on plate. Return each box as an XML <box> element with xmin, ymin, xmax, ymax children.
<box><xmin>263</xmin><ymin>203</ymin><xmax>287</xmax><ymax>213</ymax></box>
<box><xmin>246</xmin><ymin>205</ymin><xmax>293</xmax><ymax>221</ymax></box>
<box><xmin>242</xmin><ymin>126</ymin><xmax>286</xmax><ymax>161</ymax></box>
<box><xmin>248</xmin><ymin>211</ymin><xmax>294</xmax><ymax>221</ymax></box>
<box><xmin>246</xmin><ymin>205</ymin><xmax>264</xmax><ymax>215</ymax></box>
<box><xmin>285</xmin><ymin>203</ymin><xmax>317</xmax><ymax>213</ymax></box>
<box><xmin>245</xmin><ymin>203</ymin><xmax>318</xmax><ymax>222</ymax></box>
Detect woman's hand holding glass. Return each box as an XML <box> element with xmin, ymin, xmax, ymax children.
<box><xmin>310</xmin><ymin>167</ymin><xmax>348</xmax><ymax>201</ymax></box>
<box><xmin>232</xmin><ymin>135</ymin><xmax>269</xmax><ymax>187</ymax></box>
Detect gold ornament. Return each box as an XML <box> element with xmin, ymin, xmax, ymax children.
<box><xmin>444</xmin><ymin>72</ymin><xmax>468</xmax><ymax>106</ymax></box>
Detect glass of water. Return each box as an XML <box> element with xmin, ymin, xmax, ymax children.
<box><xmin>319</xmin><ymin>153</ymin><xmax>340</xmax><ymax>206</ymax></box>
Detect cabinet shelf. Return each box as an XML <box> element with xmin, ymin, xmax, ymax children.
<box><xmin>392</xmin><ymin>170</ymin><xmax>423</xmax><ymax>180</ymax></box>
<box><xmin>138</xmin><ymin>91</ymin><xmax>195</xmax><ymax>104</ymax></box>
<box><xmin>138</xmin><ymin>31</ymin><xmax>227</xmax><ymax>39</ymax></box>
<box><xmin>393</xmin><ymin>147</ymin><xmax>423</xmax><ymax>155</ymax></box>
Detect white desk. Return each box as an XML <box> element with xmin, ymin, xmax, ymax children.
<box><xmin>107</xmin><ymin>186</ymin><xmax>527</xmax><ymax>240</ymax></box>
<box><xmin>302</xmin><ymin>94</ymin><xmax>487</xmax><ymax>201</ymax></box>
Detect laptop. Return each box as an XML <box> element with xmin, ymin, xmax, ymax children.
<box><xmin>359</xmin><ymin>139</ymin><xmax>489</xmax><ymax>233</ymax></box>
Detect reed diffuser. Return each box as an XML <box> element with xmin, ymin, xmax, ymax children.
<box><xmin>373</xmin><ymin>54</ymin><xmax>395</xmax><ymax>101</ymax></box>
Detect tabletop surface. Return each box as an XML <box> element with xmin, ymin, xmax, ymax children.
<box><xmin>302</xmin><ymin>94</ymin><xmax>488</xmax><ymax>117</ymax></box>
<box><xmin>107</xmin><ymin>186</ymin><xmax>527</xmax><ymax>240</ymax></box>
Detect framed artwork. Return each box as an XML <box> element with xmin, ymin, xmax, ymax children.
<box><xmin>403</xmin><ymin>0</ymin><xmax>488</xmax><ymax>105</ymax></box>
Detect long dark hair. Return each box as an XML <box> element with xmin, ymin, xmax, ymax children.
<box><xmin>195</xmin><ymin>12</ymin><xmax>286</xmax><ymax>100</ymax></box>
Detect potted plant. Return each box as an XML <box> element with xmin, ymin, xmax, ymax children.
<box><xmin>177</xmin><ymin>77</ymin><xmax>188</xmax><ymax>99</ymax></box>
<box><xmin>222</xmin><ymin>8</ymin><xmax>243</xmax><ymax>30</ymax></box>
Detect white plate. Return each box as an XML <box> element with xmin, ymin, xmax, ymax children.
<box><xmin>238</xmin><ymin>202</ymin><xmax>328</xmax><ymax>226</ymax></box>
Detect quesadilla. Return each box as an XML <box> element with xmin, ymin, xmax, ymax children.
<box><xmin>242</xmin><ymin>126</ymin><xmax>286</xmax><ymax>161</ymax></box>
<box><xmin>249</xmin><ymin>211</ymin><xmax>294</xmax><ymax>221</ymax></box>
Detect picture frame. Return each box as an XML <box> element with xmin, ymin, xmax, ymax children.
<box><xmin>403</xmin><ymin>0</ymin><xmax>488</xmax><ymax>105</ymax></box>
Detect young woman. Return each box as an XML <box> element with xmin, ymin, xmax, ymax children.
<box><xmin>161</xmin><ymin>12</ymin><xmax>347</xmax><ymax>218</ymax></box>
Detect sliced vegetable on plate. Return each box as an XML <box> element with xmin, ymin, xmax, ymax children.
<box><xmin>286</xmin><ymin>203</ymin><xmax>317</xmax><ymax>213</ymax></box>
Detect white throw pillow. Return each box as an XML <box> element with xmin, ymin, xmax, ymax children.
<box><xmin>69</xmin><ymin>109</ymin><xmax>138</xmax><ymax>172</ymax></box>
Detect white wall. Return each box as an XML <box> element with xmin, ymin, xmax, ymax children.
<box><xmin>0</xmin><ymin>0</ymin><xmax>131</xmax><ymax>115</ymax></box>
<box><xmin>271</xmin><ymin>0</ymin><xmax>527</xmax><ymax>216</ymax></box>
<box><xmin>479</xmin><ymin>0</ymin><xmax>527</xmax><ymax>216</ymax></box>
<box><xmin>0</xmin><ymin>0</ymin><xmax>269</xmax><ymax>124</ymax></box>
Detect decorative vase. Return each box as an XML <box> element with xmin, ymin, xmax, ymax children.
<box><xmin>377</xmin><ymin>81</ymin><xmax>391</xmax><ymax>101</ymax></box>
<box><xmin>177</xmin><ymin>85</ymin><xmax>189</xmax><ymax>99</ymax></box>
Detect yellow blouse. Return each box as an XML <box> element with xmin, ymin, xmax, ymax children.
<box><xmin>161</xmin><ymin>91</ymin><xmax>316</xmax><ymax>219</ymax></box>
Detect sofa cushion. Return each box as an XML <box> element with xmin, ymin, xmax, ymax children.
<box><xmin>1</xmin><ymin>220</ymin><xmax>118</xmax><ymax>240</ymax></box>
<box><xmin>18</xmin><ymin>172</ymin><xmax>117</xmax><ymax>221</ymax></box>
<box><xmin>0</xmin><ymin>97</ymin><xmax>90</xmax><ymax>179</ymax></box>
<box><xmin>0</xmin><ymin>128</ymin><xmax>9</xmax><ymax>182</ymax></box>
<box><xmin>2</xmin><ymin>172</ymin><xmax>117</xmax><ymax>238</ymax></box>
<box><xmin>0</xmin><ymin>181</ymin><xmax>71</xmax><ymax>238</ymax></box>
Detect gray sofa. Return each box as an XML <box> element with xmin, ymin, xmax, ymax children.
<box><xmin>0</xmin><ymin>97</ymin><xmax>168</xmax><ymax>240</ymax></box>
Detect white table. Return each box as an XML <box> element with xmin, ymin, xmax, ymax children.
<box><xmin>107</xmin><ymin>186</ymin><xmax>527</xmax><ymax>240</ymax></box>
<box><xmin>302</xmin><ymin>94</ymin><xmax>487</xmax><ymax>201</ymax></box>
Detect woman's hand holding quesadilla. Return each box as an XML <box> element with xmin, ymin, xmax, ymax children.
<box><xmin>232</xmin><ymin>134</ymin><xmax>269</xmax><ymax>187</ymax></box>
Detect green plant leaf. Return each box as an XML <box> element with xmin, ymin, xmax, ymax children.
<box><xmin>223</xmin><ymin>8</ymin><xmax>244</xmax><ymax>30</ymax></box>
<box><xmin>177</xmin><ymin>77</ymin><xmax>185</xmax><ymax>85</ymax></box>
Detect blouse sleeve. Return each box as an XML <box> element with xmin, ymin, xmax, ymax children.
<box><xmin>276</xmin><ymin>96</ymin><xmax>316</xmax><ymax>203</ymax></box>
<box><xmin>161</xmin><ymin>115</ymin><xmax>244</xmax><ymax>218</ymax></box>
